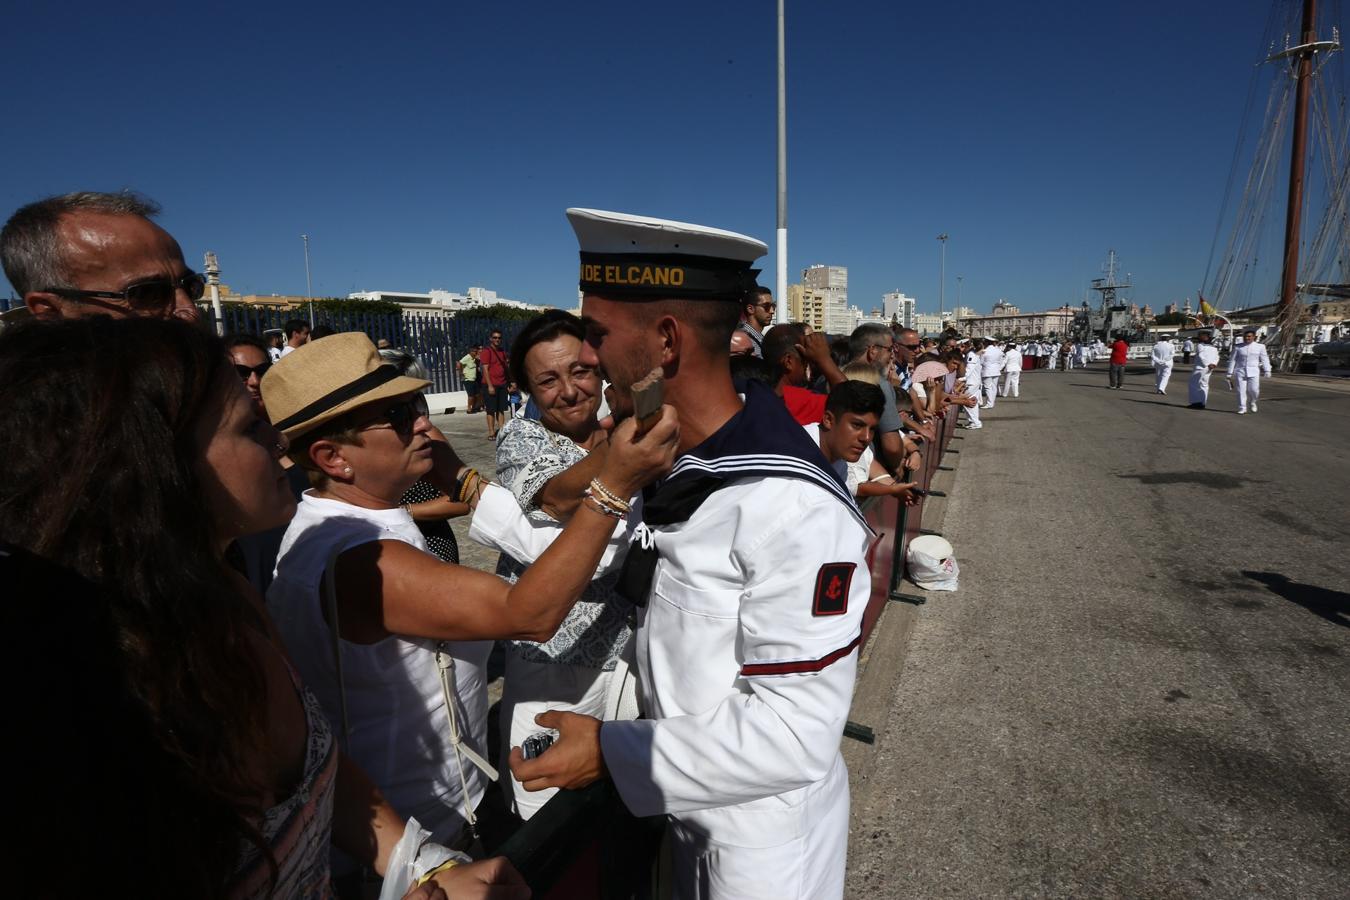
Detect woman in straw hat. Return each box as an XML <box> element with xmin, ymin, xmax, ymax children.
<box><xmin>263</xmin><ymin>332</ymin><xmax>677</xmax><ymax>850</ymax></box>
<box><xmin>0</xmin><ymin>318</ymin><xmax>526</xmax><ymax>898</ymax></box>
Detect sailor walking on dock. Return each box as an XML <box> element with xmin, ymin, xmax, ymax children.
<box><xmin>1187</xmin><ymin>331</ymin><xmax>1220</xmax><ymax>409</ymax></box>
<box><xmin>1000</xmin><ymin>342</ymin><xmax>1022</xmax><ymax>398</ymax></box>
<box><xmin>1226</xmin><ymin>328</ymin><xmax>1272</xmax><ymax>414</ymax></box>
<box><xmin>980</xmin><ymin>339</ymin><xmax>1005</xmax><ymax>408</ymax></box>
<box><xmin>1151</xmin><ymin>335</ymin><xmax>1175</xmax><ymax>394</ymax></box>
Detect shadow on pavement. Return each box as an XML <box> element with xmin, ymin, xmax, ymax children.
<box><xmin>1243</xmin><ymin>571</ymin><xmax>1350</xmax><ymax>628</ymax></box>
<box><xmin>1116</xmin><ymin>471</ymin><xmax>1250</xmax><ymax>489</ymax></box>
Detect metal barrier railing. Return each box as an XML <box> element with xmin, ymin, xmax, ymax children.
<box><xmin>495</xmin><ymin>399</ymin><xmax>962</xmax><ymax>897</ymax></box>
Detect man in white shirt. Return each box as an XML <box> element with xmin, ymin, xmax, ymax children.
<box><xmin>980</xmin><ymin>339</ymin><xmax>1005</xmax><ymax>408</ymax></box>
<box><xmin>1187</xmin><ymin>331</ymin><xmax>1221</xmax><ymax>409</ymax></box>
<box><xmin>1226</xmin><ymin>328</ymin><xmax>1273</xmax><ymax>414</ymax></box>
<box><xmin>280</xmin><ymin>318</ymin><xmax>310</xmax><ymax>357</ymax></box>
<box><xmin>1150</xmin><ymin>335</ymin><xmax>1175</xmax><ymax>395</ymax></box>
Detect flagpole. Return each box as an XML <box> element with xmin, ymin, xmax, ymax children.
<box><xmin>774</xmin><ymin>0</ymin><xmax>788</xmax><ymax>324</ymax></box>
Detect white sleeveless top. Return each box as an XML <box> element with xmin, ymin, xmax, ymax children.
<box><xmin>267</xmin><ymin>492</ymin><xmax>489</xmax><ymax>843</ymax></box>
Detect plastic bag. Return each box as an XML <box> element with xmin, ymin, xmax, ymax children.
<box><xmin>377</xmin><ymin>817</ymin><xmax>462</xmax><ymax>900</ymax></box>
<box><xmin>906</xmin><ymin>543</ymin><xmax>960</xmax><ymax>592</ymax></box>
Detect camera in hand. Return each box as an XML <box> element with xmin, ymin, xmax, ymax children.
<box><xmin>522</xmin><ymin>729</ymin><xmax>559</xmax><ymax>760</ymax></box>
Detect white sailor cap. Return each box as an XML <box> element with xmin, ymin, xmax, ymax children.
<box><xmin>566</xmin><ymin>208</ymin><xmax>767</xmax><ymax>301</ymax></box>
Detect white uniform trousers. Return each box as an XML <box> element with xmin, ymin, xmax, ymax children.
<box><xmin>498</xmin><ymin>644</ymin><xmax>638</xmax><ymax>819</ymax></box>
<box><xmin>981</xmin><ymin>376</ymin><xmax>999</xmax><ymax>407</ymax></box>
<box><xmin>1188</xmin><ymin>367</ymin><xmax>1212</xmax><ymax>406</ymax></box>
<box><xmin>962</xmin><ymin>387</ymin><xmax>982</xmax><ymax>427</ymax></box>
<box><xmin>1154</xmin><ymin>363</ymin><xmax>1172</xmax><ymax>394</ymax></box>
<box><xmin>1234</xmin><ymin>371</ymin><xmax>1260</xmax><ymax>412</ymax></box>
<box><xmin>1049</xmin><ymin>353</ymin><xmax>1060</xmax><ymax>371</ymax></box>
<box><xmin>1065</xmin><ymin>355</ymin><xmax>1076</xmax><ymax>370</ymax></box>
<box><xmin>669</xmin><ymin>755</ymin><xmax>849</xmax><ymax>900</ymax></box>
<box><xmin>1001</xmin><ymin>371</ymin><xmax>1020</xmax><ymax>397</ymax></box>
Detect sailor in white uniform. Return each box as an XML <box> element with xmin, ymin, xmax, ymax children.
<box><xmin>510</xmin><ymin>209</ymin><xmax>872</xmax><ymax>900</ymax></box>
<box><xmin>1001</xmin><ymin>342</ymin><xmax>1022</xmax><ymax>397</ymax></box>
<box><xmin>1187</xmin><ymin>330</ymin><xmax>1220</xmax><ymax>408</ymax></box>
<box><xmin>1226</xmin><ymin>328</ymin><xmax>1272</xmax><ymax>414</ymax></box>
<box><xmin>980</xmin><ymin>340</ymin><xmax>1004</xmax><ymax>408</ymax></box>
<box><xmin>961</xmin><ymin>342</ymin><xmax>983</xmax><ymax>428</ymax></box>
<box><xmin>1150</xmin><ymin>336</ymin><xmax>1175</xmax><ymax>394</ymax></box>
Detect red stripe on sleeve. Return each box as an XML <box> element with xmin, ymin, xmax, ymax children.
<box><xmin>740</xmin><ymin>634</ymin><xmax>862</xmax><ymax>677</ymax></box>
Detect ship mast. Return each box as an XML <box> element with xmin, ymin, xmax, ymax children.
<box><xmin>1272</xmin><ymin>0</ymin><xmax>1340</xmax><ymax>359</ymax></box>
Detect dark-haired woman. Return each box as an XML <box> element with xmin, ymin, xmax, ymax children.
<box><xmin>0</xmin><ymin>318</ymin><xmax>526</xmax><ymax>899</ymax></box>
<box><xmin>490</xmin><ymin>310</ymin><xmax>639</xmax><ymax>820</ymax></box>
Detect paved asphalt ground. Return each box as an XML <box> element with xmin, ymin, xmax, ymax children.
<box><xmin>845</xmin><ymin>363</ymin><xmax>1350</xmax><ymax>898</ymax></box>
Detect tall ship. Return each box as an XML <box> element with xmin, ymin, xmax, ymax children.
<box><xmin>1200</xmin><ymin>0</ymin><xmax>1347</xmax><ymax>371</ymax></box>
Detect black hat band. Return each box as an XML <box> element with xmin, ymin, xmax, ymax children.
<box><xmin>579</xmin><ymin>252</ymin><xmax>760</xmax><ymax>301</ymax></box>
<box><xmin>273</xmin><ymin>365</ymin><xmax>402</xmax><ymax>433</ymax></box>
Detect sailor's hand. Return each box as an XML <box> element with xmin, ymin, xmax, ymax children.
<box><xmin>509</xmin><ymin>711</ymin><xmax>606</xmax><ymax>792</ymax></box>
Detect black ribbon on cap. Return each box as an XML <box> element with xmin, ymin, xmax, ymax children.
<box><xmin>579</xmin><ymin>252</ymin><xmax>761</xmax><ymax>301</ymax></box>
<box><xmin>273</xmin><ymin>365</ymin><xmax>401</xmax><ymax>433</ymax></box>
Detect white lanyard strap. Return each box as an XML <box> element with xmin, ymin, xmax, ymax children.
<box><xmin>435</xmin><ymin>643</ymin><xmax>498</xmax><ymax>838</ymax></box>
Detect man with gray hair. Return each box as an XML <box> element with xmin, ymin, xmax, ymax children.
<box><xmin>1</xmin><ymin>192</ymin><xmax>202</xmax><ymax>324</ymax></box>
<box><xmin>847</xmin><ymin>322</ymin><xmax>913</xmax><ymax>472</ymax></box>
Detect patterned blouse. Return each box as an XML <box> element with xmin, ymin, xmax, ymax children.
<box><xmin>494</xmin><ymin>417</ymin><xmax>633</xmax><ymax>670</ymax></box>
<box><xmin>229</xmin><ymin>661</ymin><xmax>338</xmax><ymax>899</ymax></box>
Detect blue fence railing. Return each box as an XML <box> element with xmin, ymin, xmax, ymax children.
<box><xmin>204</xmin><ymin>306</ymin><xmax>528</xmax><ymax>394</ymax></box>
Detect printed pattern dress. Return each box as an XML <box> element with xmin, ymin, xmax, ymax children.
<box><xmin>494</xmin><ymin>417</ymin><xmax>631</xmax><ymax>670</ymax></box>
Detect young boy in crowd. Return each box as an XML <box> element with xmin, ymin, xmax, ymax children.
<box><xmin>805</xmin><ymin>381</ymin><xmax>918</xmax><ymax>504</ymax></box>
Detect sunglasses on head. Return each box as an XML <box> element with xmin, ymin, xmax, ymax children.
<box><xmin>46</xmin><ymin>271</ymin><xmax>206</xmax><ymax>313</ymax></box>
<box><xmin>234</xmin><ymin>361</ymin><xmax>271</xmax><ymax>380</ymax></box>
<box><xmin>359</xmin><ymin>395</ymin><xmax>430</xmax><ymax>435</ymax></box>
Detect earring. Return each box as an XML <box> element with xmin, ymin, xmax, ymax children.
<box><xmin>343</xmin><ymin>467</ymin><xmax>353</xmax><ymax>476</ymax></box>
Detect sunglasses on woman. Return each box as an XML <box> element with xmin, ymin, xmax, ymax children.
<box><xmin>358</xmin><ymin>395</ymin><xmax>430</xmax><ymax>436</ymax></box>
<box><xmin>44</xmin><ymin>272</ymin><xmax>207</xmax><ymax>313</ymax></box>
<box><xmin>234</xmin><ymin>361</ymin><xmax>272</xmax><ymax>380</ymax></box>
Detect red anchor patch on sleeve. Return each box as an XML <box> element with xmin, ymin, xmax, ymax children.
<box><xmin>812</xmin><ymin>562</ymin><xmax>855</xmax><ymax>616</ymax></box>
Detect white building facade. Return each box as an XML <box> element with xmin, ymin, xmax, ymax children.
<box><xmin>882</xmin><ymin>291</ymin><xmax>917</xmax><ymax>329</ymax></box>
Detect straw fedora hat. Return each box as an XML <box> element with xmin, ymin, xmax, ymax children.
<box><xmin>262</xmin><ymin>332</ymin><xmax>430</xmax><ymax>440</ymax></box>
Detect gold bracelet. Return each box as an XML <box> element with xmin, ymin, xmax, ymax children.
<box><xmin>417</xmin><ymin>858</ymin><xmax>461</xmax><ymax>886</ymax></box>
<box><xmin>456</xmin><ymin>468</ymin><xmax>481</xmax><ymax>504</ymax></box>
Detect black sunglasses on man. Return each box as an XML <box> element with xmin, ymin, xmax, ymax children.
<box><xmin>43</xmin><ymin>271</ymin><xmax>206</xmax><ymax>314</ymax></box>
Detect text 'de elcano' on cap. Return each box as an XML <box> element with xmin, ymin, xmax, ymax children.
<box><xmin>566</xmin><ymin>208</ymin><xmax>767</xmax><ymax>302</ymax></box>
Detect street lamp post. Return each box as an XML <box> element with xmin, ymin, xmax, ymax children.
<box><xmin>956</xmin><ymin>275</ymin><xmax>963</xmax><ymax>316</ymax></box>
<box><xmin>301</xmin><ymin>234</ymin><xmax>314</xmax><ymax>326</ymax></box>
<box><xmin>937</xmin><ymin>233</ymin><xmax>948</xmax><ymax>322</ymax></box>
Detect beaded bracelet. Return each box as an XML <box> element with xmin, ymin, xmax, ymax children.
<box><xmin>582</xmin><ymin>490</ymin><xmax>627</xmax><ymax>519</ymax></box>
<box><xmin>587</xmin><ymin>477</ymin><xmax>630</xmax><ymax>514</ymax></box>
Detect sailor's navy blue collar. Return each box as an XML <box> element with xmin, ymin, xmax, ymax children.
<box><xmin>658</xmin><ymin>379</ymin><xmax>871</xmax><ymax>532</ymax></box>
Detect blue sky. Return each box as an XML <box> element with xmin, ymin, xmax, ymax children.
<box><xmin>2</xmin><ymin>0</ymin><xmax>1337</xmax><ymax>315</ymax></box>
